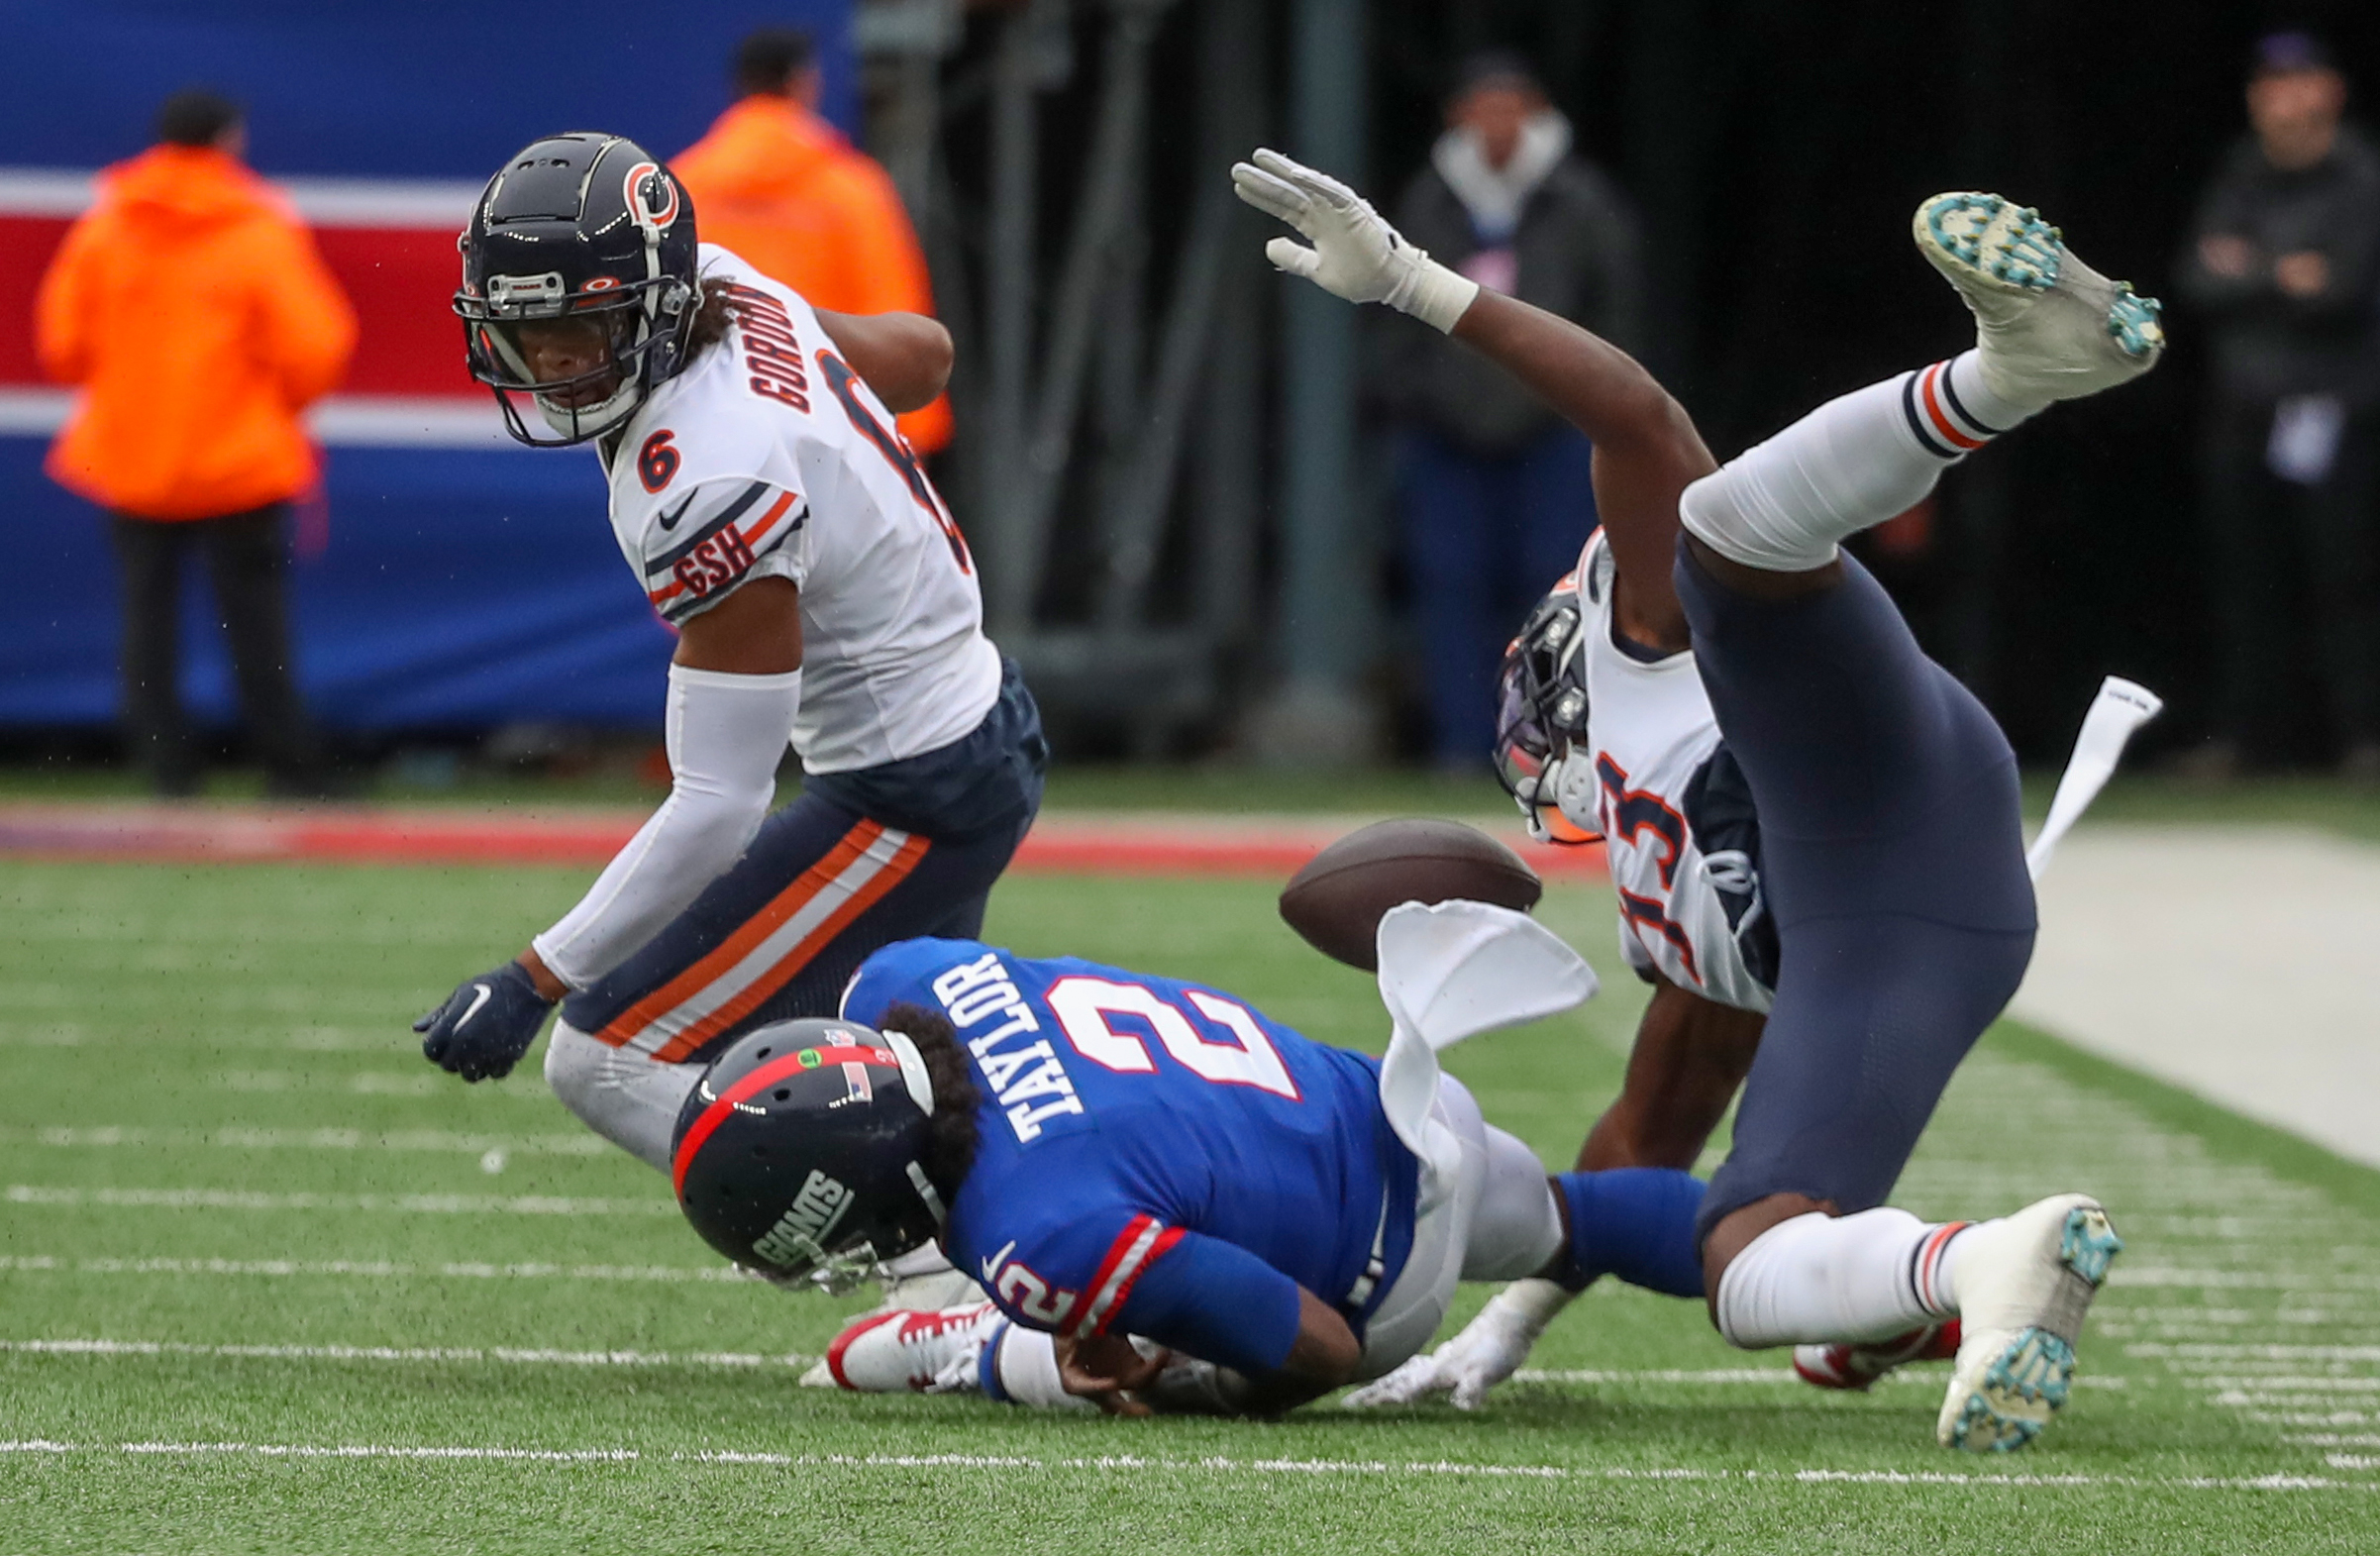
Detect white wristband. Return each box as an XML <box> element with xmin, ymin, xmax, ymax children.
<box><xmin>1391</xmin><ymin>253</ymin><xmax>1481</xmax><ymax>334</ymax></box>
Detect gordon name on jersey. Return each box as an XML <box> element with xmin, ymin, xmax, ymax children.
<box><xmin>1557</xmin><ymin>532</ymin><xmax>1778</xmax><ymax>1013</ymax></box>
<box><xmin>603</xmin><ymin>245</ymin><xmax>1002</xmax><ymax>775</ymax></box>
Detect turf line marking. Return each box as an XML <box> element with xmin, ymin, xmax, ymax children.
<box><xmin>4</xmin><ymin>1185</ymin><xmax>677</xmax><ymax>1216</ymax></box>
<box><xmin>0</xmin><ymin>1441</ymin><xmax>2369</xmax><ymax>1492</ymax></box>
<box><xmin>0</xmin><ymin>1256</ymin><xmax>740</xmax><ymax>1285</ymax></box>
<box><xmin>0</xmin><ymin>1339</ymin><xmax>807</xmax><ymax>1370</ymax></box>
<box><xmin>3</xmin><ymin>1125</ymin><xmax>606</xmax><ymax>1157</ymax></box>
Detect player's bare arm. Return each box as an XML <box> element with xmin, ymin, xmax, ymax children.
<box><xmin>813</xmin><ymin>308</ymin><xmax>952</xmax><ymax>415</ymax></box>
<box><xmin>1450</xmin><ymin>291</ymin><xmax>1709</xmax><ymax>651</ymax></box>
<box><xmin>1576</xmin><ymin>974</ymin><xmax>1766</xmax><ymax>1172</ymax></box>
<box><xmin>1231</xmin><ymin>148</ymin><xmax>1706</xmax><ymax>654</ymax></box>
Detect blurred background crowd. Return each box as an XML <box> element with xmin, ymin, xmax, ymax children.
<box><xmin>3</xmin><ymin>0</ymin><xmax>2378</xmax><ymax>794</ymax></box>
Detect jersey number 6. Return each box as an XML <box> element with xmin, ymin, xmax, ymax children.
<box><xmin>816</xmin><ymin>349</ymin><xmax>974</xmax><ymax>575</ymax></box>
<box><xmin>1044</xmin><ymin>978</ymin><xmax>1302</xmax><ymax>1101</ymax></box>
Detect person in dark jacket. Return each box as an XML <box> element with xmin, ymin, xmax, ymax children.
<box><xmin>1377</xmin><ymin>52</ymin><xmax>1645</xmax><ymax>769</ymax></box>
<box><xmin>2179</xmin><ymin>32</ymin><xmax>2380</xmax><ymax>778</ymax></box>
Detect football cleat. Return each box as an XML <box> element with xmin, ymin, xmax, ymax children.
<box><xmin>821</xmin><ymin>1300</ymin><xmax>1005</xmax><ymax>1395</ymax></box>
<box><xmin>1794</xmin><ymin>1320</ymin><xmax>1960</xmax><ymax>1392</ymax></box>
<box><xmin>1914</xmin><ymin>192</ymin><xmax>2164</xmax><ymax>409</ymax></box>
<box><xmin>1935</xmin><ymin>1194</ymin><xmax>2121</xmax><ymax>1452</ymax></box>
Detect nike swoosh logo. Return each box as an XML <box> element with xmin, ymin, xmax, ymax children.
<box><xmin>980</xmin><ymin>1239</ymin><xmax>1017</xmax><ymax>1286</ymax></box>
<box><xmin>457</xmin><ymin>983</ymin><xmax>494</xmax><ymax>1029</ymax></box>
<box><xmin>655</xmin><ymin>495</ymin><xmax>695</xmax><ymax>532</ymax></box>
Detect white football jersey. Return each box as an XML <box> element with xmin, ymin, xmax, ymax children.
<box><xmin>603</xmin><ymin>245</ymin><xmax>1002</xmax><ymax>774</ymax></box>
<box><xmin>1551</xmin><ymin>531</ymin><xmax>1776</xmax><ymax>1014</ymax></box>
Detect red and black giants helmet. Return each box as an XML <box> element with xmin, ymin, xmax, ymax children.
<box><xmin>672</xmin><ymin>1018</ymin><xmax>949</xmax><ymax>1291</ymax></box>
<box><xmin>454</xmin><ymin>133</ymin><xmax>700</xmax><ymax>446</ymax></box>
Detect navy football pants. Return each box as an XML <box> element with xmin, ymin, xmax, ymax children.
<box><xmin>561</xmin><ymin>660</ymin><xmax>1046</xmax><ymax>1068</ymax></box>
<box><xmin>1675</xmin><ymin>542</ymin><xmax>2036</xmax><ymax>1247</ymax></box>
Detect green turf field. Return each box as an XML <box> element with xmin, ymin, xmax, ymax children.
<box><xmin>3</xmin><ymin>860</ymin><xmax>2378</xmax><ymax>1552</ymax></box>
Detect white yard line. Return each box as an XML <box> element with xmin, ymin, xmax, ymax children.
<box><xmin>0</xmin><ymin>1124</ymin><xmax>604</xmax><ymax>1156</ymax></box>
<box><xmin>0</xmin><ymin>1438</ymin><xmax>2368</xmax><ymax>1492</ymax></box>
<box><xmin>0</xmin><ymin>1339</ymin><xmax>803</xmax><ymax>1370</ymax></box>
<box><xmin>2013</xmin><ymin>824</ymin><xmax>2380</xmax><ymax>1169</ymax></box>
<box><xmin>3</xmin><ymin>1185</ymin><xmax>675</xmax><ymax>1216</ymax></box>
<box><xmin>0</xmin><ymin>1256</ymin><xmax>737</xmax><ymax>1285</ymax></box>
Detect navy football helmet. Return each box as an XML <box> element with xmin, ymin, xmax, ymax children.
<box><xmin>454</xmin><ymin>133</ymin><xmax>701</xmax><ymax>446</ymax></box>
<box><xmin>672</xmin><ymin>1018</ymin><xmax>948</xmax><ymax>1292</ymax></box>
<box><xmin>1494</xmin><ymin>574</ymin><xmax>1598</xmax><ymax>842</ymax></box>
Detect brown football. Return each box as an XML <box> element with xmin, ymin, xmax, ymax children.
<box><xmin>1279</xmin><ymin>817</ymin><xmax>1543</xmax><ymax>972</ymax></box>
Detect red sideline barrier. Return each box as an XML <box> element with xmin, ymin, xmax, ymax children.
<box><xmin>0</xmin><ymin>803</ymin><xmax>1607</xmax><ymax>881</ymax></box>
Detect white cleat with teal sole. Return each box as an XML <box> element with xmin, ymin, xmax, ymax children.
<box><xmin>1936</xmin><ymin>1193</ymin><xmax>2122</xmax><ymax>1452</ymax></box>
<box><xmin>1914</xmin><ymin>191</ymin><xmax>2164</xmax><ymax>408</ymax></box>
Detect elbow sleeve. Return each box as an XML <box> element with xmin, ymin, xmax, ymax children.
<box><xmin>533</xmin><ymin>664</ymin><xmax>798</xmax><ymax>989</ymax></box>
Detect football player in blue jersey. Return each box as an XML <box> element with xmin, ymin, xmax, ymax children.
<box><xmin>669</xmin><ymin>902</ymin><xmax>1709</xmax><ymax>1414</ymax></box>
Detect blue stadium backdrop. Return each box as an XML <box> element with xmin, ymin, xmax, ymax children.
<box><xmin>0</xmin><ymin>0</ymin><xmax>854</xmax><ymax>731</ymax></box>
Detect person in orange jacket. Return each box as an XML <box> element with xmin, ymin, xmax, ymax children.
<box><xmin>674</xmin><ymin>28</ymin><xmax>953</xmax><ymax>454</ymax></box>
<box><xmin>37</xmin><ymin>89</ymin><xmax>357</xmax><ymax>797</ymax></box>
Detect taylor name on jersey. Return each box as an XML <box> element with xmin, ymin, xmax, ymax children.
<box><xmin>1554</xmin><ymin>532</ymin><xmax>1778</xmax><ymax>1013</ymax></box>
<box><xmin>603</xmin><ymin>246</ymin><xmax>1002</xmax><ymax>776</ymax></box>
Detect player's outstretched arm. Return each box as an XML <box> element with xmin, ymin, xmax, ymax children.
<box><xmin>1452</xmin><ymin>293</ymin><xmax>1710</xmax><ymax>650</ymax></box>
<box><xmin>1232</xmin><ymin>147</ymin><xmax>1706</xmax><ymax>651</ymax></box>
<box><xmin>420</xmin><ymin>576</ymin><xmax>809</xmax><ymax>1081</ymax></box>
<box><xmin>814</xmin><ymin>308</ymin><xmax>952</xmax><ymax>415</ymax></box>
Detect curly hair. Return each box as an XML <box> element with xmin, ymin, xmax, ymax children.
<box><xmin>680</xmin><ymin>276</ymin><xmax>740</xmax><ymax>362</ymax></box>
<box><xmin>875</xmin><ymin>1002</ymin><xmax>981</xmax><ymax>1200</ymax></box>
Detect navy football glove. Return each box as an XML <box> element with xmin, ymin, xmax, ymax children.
<box><xmin>416</xmin><ymin>961</ymin><xmax>555</xmax><ymax>1083</ymax></box>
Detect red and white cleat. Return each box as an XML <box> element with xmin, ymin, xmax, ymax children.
<box><xmin>822</xmin><ymin>1301</ymin><xmax>1005</xmax><ymax>1395</ymax></box>
<box><xmin>1794</xmin><ymin>1321</ymin><xmax>1961</xmax><ymax>1392</ymax></box>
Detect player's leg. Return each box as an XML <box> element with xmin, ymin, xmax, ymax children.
<box><xmin>1678</xmin><ymin>196</ymin><xmax>2157</xmax><ymax>1449</ymax></box>
<box><xmin>547</xmin><ymin>789</ymin><xmax>1033</xmax><ymax>1168</ymax></box>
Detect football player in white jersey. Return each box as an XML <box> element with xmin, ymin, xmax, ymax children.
<box><xmin>1236</xmin><ymin>152</ymin><xmax>2161</xmax><ymax>1450</ymax></box>
<box><xmin>415</xmin><ymin>135</ymin><xmax>1046</xmax><ymax>1234</ymax></box>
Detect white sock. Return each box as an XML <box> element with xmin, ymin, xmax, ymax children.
<box><xmin>1680</xmin><ymin>353</ymin><xmax>2031</xmax><ymax>573</ymax></box>
<box><xmin>988</xmin><ymin>1324</ymin><xmax>1093</xmax><ymax>1411</ymax></box>
<box><xmin>1712</xmin><ymin>1208</ymin><xmax>1967</xmax><ymax>1350</ymax></box>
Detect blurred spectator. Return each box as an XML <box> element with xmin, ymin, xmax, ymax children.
<box><xmin>1376</xmin><ymin>52</ymin><xmax>1644</xmax><ymax>769</ymax></box>
<box><xmin>2179</xmin><ymin>32</ymin><xmax>2380</xmax><ymax>778</ymax></box>
<box><xmin>674</xmin><ymin>27</ymin><xmax>952</xmax><ymax>454</ymax></box>
<box><xmin>35</xmin><ymin>88</ymin><xmax>355</xmax><ymax>797</ymax></box>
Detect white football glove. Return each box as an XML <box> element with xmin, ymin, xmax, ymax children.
<box><xmin>1230</xmin><ymin>148</ymin><xmax>1481</xmax><ymax>333</ymax></box>
<box><xmin>1340</xmin><ymin>1278</ymin><xmax>1574</xmax><ymax>1410</ymax></box>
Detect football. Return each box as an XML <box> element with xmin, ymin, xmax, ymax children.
<box><xmin>1278</xmin><ymin>817</ymin><xmax>1543</xmax><ymax>971</ymax></box>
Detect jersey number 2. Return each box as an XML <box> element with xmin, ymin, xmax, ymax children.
<box><xmin>1044</xmin><ymin>978</ymin><xmax>1302</xmax><ymax>1101</ymax></box>
<box><xmin>816</xmin><ymin>349</ymin><xmax>974</xmax><ymax>575</ymax></box>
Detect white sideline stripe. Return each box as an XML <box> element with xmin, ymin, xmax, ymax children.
<box><xmin>4</xmin><ymin>1185</ymin><xmax>676</xmax><ymax>1216</ymax></box>
<box><xmin>0</xmin><ymin>1440</ymin><xmax>2369</xmax><ymax>1492</ymax></box>
<box><xmin>0</xmin><ymin>1339</ymin><xmax>803</xmax><ymax>1370</ymax></box>
<box><xmin>3</xmin><ymin>1125</ymin><xmax>605</xmax><ymax>1157</ymax></box>
<box><xmin>0</xmin><ymin>167</ymin><xmax>482</xmax><ymax>226</ymax></box>
<box><xmin>0</xmin><ymin>389</ymin><xmax>518</xmax><ymax>449</ymax></box>
<box><xmin>1513</xmin><ymin>1368</ymin><xmax>2126</xmax><ymax>1392</ymax></box>
<box><xmin>2131</xmin><ymin>1343</ymin><xmax>2380</xmax><ymax>1363</ymax></box>
<box><xmin>0</xmin><ymin>1256</ymin><xmax>737</xmax><ymax>1285</ymax></box>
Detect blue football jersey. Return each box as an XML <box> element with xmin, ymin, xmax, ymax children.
<box><xmin>841</xmin><ymin>938</ymin><xmax>1418</xmax><ymax>1374</ymax></box>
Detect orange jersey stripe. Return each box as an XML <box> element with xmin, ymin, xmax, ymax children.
<box><xmin>597</xmin><ymin>820</ymin><xmax>883</xmax><ymax>1048</ymax></box>
<box><xmin>646</xmin><ymin>831</ymin><xmax>931</xmax><ymax>1062</ymax></box>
